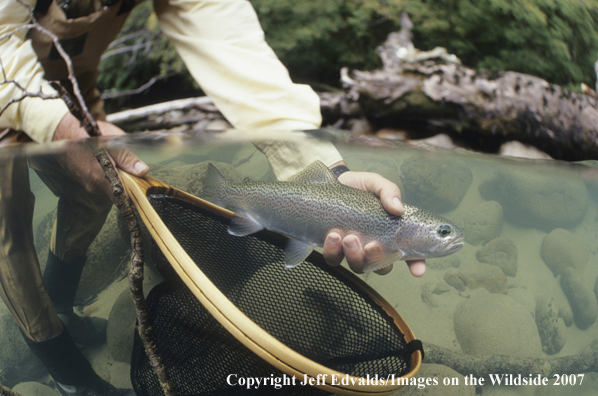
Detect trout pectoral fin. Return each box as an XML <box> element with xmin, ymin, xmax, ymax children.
<box><xmin>284</xmin><ymin>239</ymin><xmax>314</xmax><ymax>268</ymax></box>
<box><xmin>362</xmin><ymin>250</ymin><xmax>401</xmax><ymax>273</ymax></box>
<box><xmin>228</xmin><ymin>215</ymin><xmax>264</xmax><ymax>236</ymax></box>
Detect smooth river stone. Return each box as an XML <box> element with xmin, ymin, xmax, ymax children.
<box><xmin>454</xmin><ymin>293</ymin><xmax>542</xmax><ymax>357</ymax></box>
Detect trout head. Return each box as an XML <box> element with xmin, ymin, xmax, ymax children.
<box><xmin>394</xmin><ymin>206</ymin><xmax>464</xmax><ymax>260</ymax></box>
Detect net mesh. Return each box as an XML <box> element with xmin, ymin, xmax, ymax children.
<box><xmin>131</xmin><ymin>193</ymin><xmax>413</xmax><ymax>395</ymax></box>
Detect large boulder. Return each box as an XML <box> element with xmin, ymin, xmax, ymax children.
<box><xmin>400</xmin><ymin>156</ymin><xmax>473</xmax><ymax>213</ymax></box>
<box><xmin>107</xmin><ymin>288</ymin><xmax>137</xmax><ymax>363</ymax></box>
<box><xmin>454</xmin><ymin>293</ymin><xmax>542</xmax><ymax>357</ymax></box>
<box><xmin>452</xmin><ymin>201</ymin><xmax>503</xmax><ymax>246</ymax></box>
<box><xmin>148</xmin><ymin>161</ymin><xmax>245</xmax><ymax>198</ymax></box>
<box><xmin>540</xmin><ymin>228</ymin><xmax>590</xmax><ymax>277</ymax></box>
<box><xmin>479</xmin><ymin>167</ymin><xmax>589</xmax><ymax>231</ymax></box>
<box><xmin>35</xmin><ymin>207</ymin><xmax>131</xmax><ymax>306</ymax></box>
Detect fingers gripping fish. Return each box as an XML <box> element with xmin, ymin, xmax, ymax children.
<box><xmin>204</xmin><ymin>161</ymin><xmax>464</xmax><ymax>272</ymax></box>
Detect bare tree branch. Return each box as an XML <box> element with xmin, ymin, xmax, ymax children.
<box><xmin>105</xmin><ymin>29</ymin><xmax>153</xmax><ymax>51</ymax></box>
<box><xmin>101</xmin><ymin>40</ymin><xmax>155</xmax><ymax>60</ymax></box>
<box><xmin>0</xmin><ymin>47</ymin><xmax>59</xmax><ymax>118</ymax></box>
<box><xmin>101</xmin><ymin>72</ymin><xmax>175</xmax><ymax>100</ymax></box>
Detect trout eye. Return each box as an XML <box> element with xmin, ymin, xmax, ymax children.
<box><xmin>437</xmin><ymin>224</ymin><xmax>452</xmax><ymax>238</ymax></box>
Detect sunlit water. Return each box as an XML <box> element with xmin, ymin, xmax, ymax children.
<box><xmin>2</xmin><ymin>131</ymin><xmax>597</xmax><ymax>395</ymax></box>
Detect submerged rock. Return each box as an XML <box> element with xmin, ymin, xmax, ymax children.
<box><xmin>400</xmin><ymin>156</ymin><xmax>473</xmax><ymax>213</ymax></box>
<box><xmin>452</xmin><ymin>201</ymin><xmax>503</xmax><ymax>246</ymax></box>
<box><xmin>427</xmin><ymin>255</ymin><xmax>460</xmax><ymax>270</ymax></box>
<box><xmin>35</xmin><ymin>207</ymin><xmax>131</xmax><ymax>306</ymax></box>
<box><xmin>535</xmin><ymin>297</ymin><xmax>566</xmax><ymax>355</ymax></box>
<box><xmin>399</xmin><ymin>363</ymin><xmax>474</xmax><ymax>396</ymax></box>
<box><xmin>560</xmin><ymin>268</ymin><xmax>598</xmax><ymax>330</ymax></box>
<box><xmin>454</xmin><ymin>293</ymin><xmax>542</xmax><ymax>357</ymax></box>
<box><xmin>540</xmin><ymin>228</ymin><xmax>589</xmax><ymax>277</ymax></box>
<box><xmin>0</xmin><ymin>315</ymin><xmax>45</xmax><ymax>387</ymax></box>
<box><xmin>12</xmin><ymin>382</ymin><xmax>59</xmax><ymax>396</ymax></box>
<box><xmin>149</xmin><ymin>161</ymin><xmax>244</xmax><ymax>198</ymax></box>
<box><xmin>444</xmin><ymin>262</ymin><xmax>508</xmax><ymax>294</ymax></box>
<box><xmin>476</xmin><ymin>238</ymin><xmax>518</xmax><ymax>277</ymax></box>
<box><xmin>107</xmin><ymin>288</ymin><xmax>137</xmax><ymax>364</ymax></box>
<box><xmin>479</xmin><ymin>167</ymin><xmax>589</xmax><ymax>231</ymax></box>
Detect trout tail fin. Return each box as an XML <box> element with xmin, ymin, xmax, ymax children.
<box><xmin>203</xmin><ymin>163</ymin><xmax>228</xmax><ymax>206</ymax></box>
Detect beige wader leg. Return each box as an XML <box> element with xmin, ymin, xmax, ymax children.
<box><xmin>0</xmin><ymin>154</ymin><xmax>64</xmax><ymax>342</ymax></box>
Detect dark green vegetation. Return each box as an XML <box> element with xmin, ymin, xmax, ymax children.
<box><xmin>98</xmin><ymin>0</ymin><xmax>598</xmax><ymax>100</ymax></box>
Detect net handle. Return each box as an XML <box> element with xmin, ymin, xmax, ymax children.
<box><xmin>120</xmin><ymin>170</ymin><xmax>422</xmax><ymax>395</ymax></box>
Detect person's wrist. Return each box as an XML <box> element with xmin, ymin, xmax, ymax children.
<box><xmin>53</xmin><ymin>112</ymin><xmax>89</xmax><ymax>141</ymax></box>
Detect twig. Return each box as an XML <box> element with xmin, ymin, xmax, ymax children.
<box><xmin>101</xmin><ymin>40</ymin><xmax>155</xmax><ymax>60</ymax></box>
<box><xmin>101</xmin><ymin>72</ymin><xmax>175</xmax><ymax>100</ymax></box>
<box><xmin>0</xmin><ymin>54</ymin><xmax>58</xmax><ymax>118</ymax></box>
<box><xmin>106</xmin><ymin>29</ymin><xmax>152</xmax><ymax>51</ymax></box>
<box><xmin>13</xmin><ymin>0</ymin><xmax>95</xmax><ymax>132</ymax></box>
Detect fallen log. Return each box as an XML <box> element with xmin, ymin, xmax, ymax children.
<box><xmin>339</xmin><ymin>17</ymin><xmax>598</xmax><ymax>161</ymax></box>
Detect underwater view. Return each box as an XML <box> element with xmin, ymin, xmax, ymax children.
<box><xmin>0</xmin><ymin>132</ymin><xmax>597</xmax><ymax>396</ymax></box>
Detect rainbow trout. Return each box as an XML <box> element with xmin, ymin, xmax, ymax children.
<box><xmin>204</xmin><ymin>161</ymin><xmax>464</xmax><ymax>272</ymax></box>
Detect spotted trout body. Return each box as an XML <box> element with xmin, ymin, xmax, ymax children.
<box><xmin>204</xmin><ymin>161</ymin><xmax>464</xmax><ymax>271</ymax></box>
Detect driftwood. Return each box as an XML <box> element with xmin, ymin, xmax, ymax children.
<box><xmin>106</xmin><ymin>96</ymin><xmax>227</xmax><ymax>132</ymax></box>
<box><xmin>106</xmin><ymin>96</ymin><xmax>214</xmax><ymax>125</ymax></box>
<box><xmin>423</xmin><ymin>342</ymin><xmax>598</xmax><ymax>384</ymax></box>
<box><xmin>335</xmin><ymin>14</ymin><xmax>598</xmax><ymax>161</ymax></box>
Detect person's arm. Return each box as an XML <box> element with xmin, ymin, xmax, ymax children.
<box><xmin>0</xmin><ymin>0</ymin><xmax>69</xmax><ymax>142</ymax></box>
<box><xmin>152</xmin><ymin>0</ymin><xmax>346</xmax><ymax>178</ymax></box>
<box><xmin>0</xmin><ymin>0</ymin><xmax>148</xmax><ymax>196</ymax></box>
<box><xmin>153</xmin><ymin>0</ymin><xmax>424</xmax><ymax>275</ymax></box>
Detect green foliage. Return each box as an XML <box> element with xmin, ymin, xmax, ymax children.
<box><xmin>405</xmin><ymin>0</ymin><xmax>598</xmax><ymax>87</ymax></box>
<box><xmin>97</xmin><ymin>2</ymin><xmax>195</xmax><ymax>96</ymax></box>
<box><xmin>253</xmin><ymin>0</ymin><xmax>598</xmax><ymax>87</ymax></box>
<box><xmin>98</xmin><ymin>0</ymin><xmax>598</xmax><ymax>97</ymax></box>
<box><xmin>252</xmin><ymin>0</ymin><xmax>406</xmax><ymax>83</ymax></box>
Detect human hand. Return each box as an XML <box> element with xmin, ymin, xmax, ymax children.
<box><xmin>322</xmin><ymin>162</ymin><xmax>426</xmax><ymax>277</ymax></box>
<box><xmin>52</xmin><ymin>112</ymin><xmax>149</xmax><ymax>200</ymax></box>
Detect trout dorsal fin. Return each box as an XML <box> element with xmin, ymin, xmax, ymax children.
<box><xmin>288</xmin><ymin>160</ymin><xmax>340</xmax><ymax>184</ymax></box>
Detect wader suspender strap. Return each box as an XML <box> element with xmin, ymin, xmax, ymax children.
<box><xmin>35</xmin><ymin>0</ymin><xmax>54</xmax><ymax>15</ymax></box>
